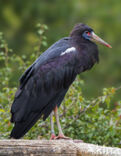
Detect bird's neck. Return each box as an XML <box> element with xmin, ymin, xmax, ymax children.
<box><xmin>71</xmin><ymin>36</ymin><xmax>99</xmax><ymax>73</ymax></box>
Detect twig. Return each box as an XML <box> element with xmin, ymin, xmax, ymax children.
<box><xmin>74</xmin><ymin>86</ymin><xmax>121</xmax><ymax>120</ymax></box>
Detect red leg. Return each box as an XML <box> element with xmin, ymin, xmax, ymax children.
<box><xmin>50</xmin><ymin>112</ymin><xmax>57</xmax><ymax>140</ymax></box>
<box><xmin>54</xmin><ymin>106</ymin><xmax>72</xmax><ymax>140</ymax></box>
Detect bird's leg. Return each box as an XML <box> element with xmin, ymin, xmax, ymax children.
<box><xmin>50</xmin><ymin>112</ymin><xmax>56</xmax><ymax>140</ymax></box>
<box><xmin>54</xmin><ymin>106</ymin><xmax>71</xmax><ymax>140</ymax></box>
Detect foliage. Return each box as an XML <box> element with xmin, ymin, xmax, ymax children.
<box><xmin>0</xmin><ymin>0</ymin><xmax>121</xmax><ymax>100</ymax></box>
<box><xmin>0</xmin><ymin>25</ymin><xmax>121</xmax><ymax>148</ymax></box>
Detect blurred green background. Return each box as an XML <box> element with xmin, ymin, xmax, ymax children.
<box><xmin>0</xmin><ymin>0</ymin><xmax>120</xmax><ymax>99</ymax></box>
<box><xmin>0</xmin><ymin>0</ymin><xmax>121</xmax><ymax>147</ymax></box>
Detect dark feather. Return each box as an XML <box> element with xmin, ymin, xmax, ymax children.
<box><xmin>10</xmin><ymin>112</ymin><xmax>42</xmax><ymax>139</ymax></box>
<box><xmin>10</xmin><ymin>39</ymin><xmax>78</xmax><ymax>138</ymax></box>
<box><xmin>10</xmin><ymin>23</ymin><xmax>99</xmax><ymax>139</ymax></box>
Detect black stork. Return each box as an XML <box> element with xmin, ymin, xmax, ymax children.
<box><xmin>10</xmin><ymin>23</ymin><xmax>112</xmax><ymax>139</ymax></box>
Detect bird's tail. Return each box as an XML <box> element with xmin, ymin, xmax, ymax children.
<box><xmin>10</xmin><ymin>112</ymin><xmax>42</xmax><ymax>139</ymax></box>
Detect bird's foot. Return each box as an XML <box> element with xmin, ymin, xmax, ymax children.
<box><xmin>50</xmin><ymin>133</ymin><xmax>57</xmax><ymax>140</ymax></box>
<box><xmin>55</xmin><ymin>133</ymin><xmax>72</xmax><ymax>140</ymax></box>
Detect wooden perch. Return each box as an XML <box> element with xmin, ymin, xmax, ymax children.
<box><xmin>0</xmin><ymin>140</ymin><xmax>121</xmax><ymax>156</ymax></box>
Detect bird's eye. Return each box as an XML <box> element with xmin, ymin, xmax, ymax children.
<box><xmin>85</xmin><ymin>31</ymin><xmax>91</xmax><ymax>36</ymax></box>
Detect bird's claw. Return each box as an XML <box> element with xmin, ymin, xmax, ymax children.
<box><xmin>50</xmin><ymin>133</ymin><xmax>57</xmax><ymax>140</ymax></box>
<box><xmin>54</xmin><ymin>133</ymin><xmax>72</xmax><ymax>140</ymax></box>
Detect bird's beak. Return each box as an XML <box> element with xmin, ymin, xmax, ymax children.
<box><xmin>90</xmin><ymin>32</ymin><xmax>112</xmax><ymax>48</ymax></box>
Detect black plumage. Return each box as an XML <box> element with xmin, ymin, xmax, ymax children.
<box><xmin>10</xmin><ymin>23</ymin><xmax>111</xmax><ymax>139</ymax></box>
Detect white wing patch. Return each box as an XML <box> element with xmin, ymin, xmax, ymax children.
<box><xmin>60</xmin><ymin>47</ymin><xmax>76</xmax><ymax>56</ymax></box>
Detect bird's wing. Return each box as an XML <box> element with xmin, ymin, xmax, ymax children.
<box><xmin>19</xmin><ymin>37</ymin><xmax>71</xmax><ymax>88</ymax></box>
<box><xmin>10</xmin><ymin>38</ymin><xmax>78</xmax><ymax>138</ymax></box>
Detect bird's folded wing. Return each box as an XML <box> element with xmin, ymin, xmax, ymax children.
<box><xmin>11</xmin><ymin>51</ymin><xmax>77</xmax><ymax>123</ymax></box>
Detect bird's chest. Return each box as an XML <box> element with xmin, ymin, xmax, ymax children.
<box><xmin>75</xmin><ymin>45</ymin><xmax>99</xmax><ymax>74</ymax></box>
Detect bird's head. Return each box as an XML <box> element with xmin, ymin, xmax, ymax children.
<box><xmin>70</xmin><ymin>23</ymin><xmax>112</xmax><ymax>48</ymax></box>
